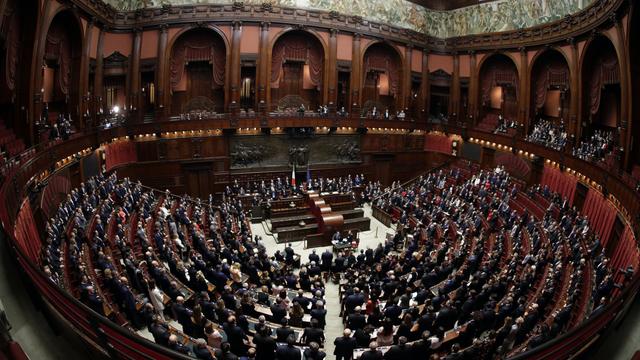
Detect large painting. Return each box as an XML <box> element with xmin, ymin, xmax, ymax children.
<box><xmin>229</xmin><ymin>134</ymin><xmax>361</xmax><ymax>169</ymax></box>
<box><xmin>110</xmin><ymin>0</ymin><xmax>594</xmax><ymax>38</ymax></box>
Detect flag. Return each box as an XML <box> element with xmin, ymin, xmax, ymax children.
<box><xmin>291</xmin><ymin>164</ymin><xmax>296</xmax><ymax>187</ymax></box>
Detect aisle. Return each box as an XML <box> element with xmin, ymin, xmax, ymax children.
<box><xmin>249</xmin><ymin>203</ymin><xmax>394</xmax><ymax>355</ymax></box>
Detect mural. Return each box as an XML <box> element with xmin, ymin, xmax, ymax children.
<box><xmin>107</xmin><ymin>0</ymin><xmax>594</xmax><ymax>38</ymax></box>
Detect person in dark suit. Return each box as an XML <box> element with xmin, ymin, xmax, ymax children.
<box><xmin>84</xmin><ymin>286</ymin><xmax>105</xmax><ymax>316</ymax></box>
<box><xmin>275</xmin><ymin>335</ymin><xmax>301</xmax><ymax>360</ymax></box>
<box><xmin>253</xmin><ymin>326</ymin><xmax>277</xmax><ymax>360</ymax></box>
<box><xmin>215</xmin><ymin>342</ymin><xmax>239</xmax><ymax>360</ymax></box>
<box><xmin>321</xmin><ymin>250</ymin><xmax>333</xmax><ymax>272</ymax></box>
<box><xmin>383</xmin><ymin>336</ymin><xmax>410</xmax><ymax>360</ymax></box>
<box><xmin>300</xmin><ymin>319</ymin><xmax>324</xmax><ymax>346</ymax></box>
<box><xmin>360</xmin><ymin>341</ymin><xmax>383</xmax><ymax>360</ymax></box>
<box><xmin>276</xmin><ymin>318</ymin><xmax>295</xmax><ymax>343</ymax></box>
<box><xmin>292</xmin><ymin>290</ymin><xmax>310</xmax><ymax>310</ymax></box>
<box><xmin>344</xmin><ymin>288</ymin><xmax>365</xmax><ymax>315</ymax></box>
<box><xmin>223</xmin><ymin>316</ymin><xmax>248</xmax><ymax>356</ymax></box>
<box><xmin>173</xmin><ymin>296</ymin><xmax>194</xmax><ymax>336</ymax></box>
<box><xmin>334</xmin><ymin>329</ymin><xmax>357</xmax><ymax>360</ymax></box>
<box><xmin>168</xmin><ymin>334</ymin><xmax>191</xmax><ymax>355</ymax></box>
<box><xmin>270</xmin><ymin>299</ymin><xmax>287</xmax><ymax>324</ymax></box>
<box><xmin>310</xmin><ymin>300</ymin><xmax>327</xmax><ymax>328</ymax></box>
<box><xmin>148</xmin><ymin>316</ymin><xmax>170</xmax><ymax>346</ymax></box>
<box><xmin>347</xmin><ymin>306</ymin><xmax>367</xmax><ymax>331</ymax></box>
<box><xmin>303</xmin><ymin>341</ymin><xmax>326</xmax><ymax>360</ymax></box>
<box><xmin>193</xmin><ymin>338</ymin><xmax>215</xmax><ymax>360</ymax></box>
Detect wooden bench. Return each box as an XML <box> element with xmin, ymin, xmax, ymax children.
<box><xmin>277</xmin><ymin>223</ymin><xmax>319</xmax><ymax>243</ymax></box>
<box><xmin>344</xmin><ymin>217</ymin><xmax>371</xmax><ymax>232</ymax></box>
<box><xmin>336</xmin><ymin>209</ymin><xmax>365</xmax><ymax>220</ymax></box>
<box><xmin>271</xmin><ymin>214</ymin><xmax>316</xmax><ymax>232</ymax></box>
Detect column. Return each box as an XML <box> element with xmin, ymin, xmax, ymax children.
<box><xmin>568</xmin><ymin>37</ymin><xmax>579</xmax><ymax>145</ymax></box>
<box><xmin>327</xmin><ymin>29</ymin><xmax>338</xmax><ymax>112</ymax></box>
<box><xmin>403</xmin><ymin>44</ymin><xmax>413</xmax><ymax>111</ymax></box>
<box><xmin>79</xmin><ymin>19</ymin><xmax>94</xmax><ymax>129</ymax></box>
<box><xmin>94</xmin><ymin>27</ymin><xmax>105</xmax><ymax>122</ymax></box>
<box><xmin>518</xmin><ymin>47</ymin><xmax>528</xmax><ymax>126</ymax></box>
<box><xmin>450</xmin><ymin>52</ymin><xmax>460</xmax><ymax>122</ymax></box>
<box><xmin>229</xmin><ymin>21</ymin><xmax>242</xmax><ymax>113</ymax></box>
<box><xmin>257</xmin><ymin>22</ymin><xmax>269</xmax><ymax>113</ymax></box>
<box><xmin>420</xmin><ymin>50</ymin><xmax>429</xmax><ymax>122</ymax></box>
<box><xmin>468</xmin><ymin>51</ymin><xmax>477</xmax><ymax>126</ymax></box>
<box><xmin>613</xmin><ymin>14</ymin><xmax>631</xmax><ymax>169</ymax></box>
<box><xmin>350</xmin><ymin>33</ymin><xmax>361</xmax><ymax>116</ymax></box>
<box><xmin>156</xmin><ymin>25</ymin><xmax>168</xmax><ymax>119</ymax></box>
<box><xmin>130</xmin><ymin>28</ymin><xmax>142</xmax><ymax>121</ymax></box>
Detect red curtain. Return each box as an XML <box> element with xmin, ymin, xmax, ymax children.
<box><xmin>14</xmin><ymin>199</ymin><xmax>41</xmax><ymax>261</ymax></box>
<box><xmin>540</xmin><ymin>165</ymin><xmax>577</xmax><ymax>205</ymax></box>
<box><xmin>424</xmin><ymin>134</ymin><xmax>452</xmax><ymax>154</ymax></box>
<box><xmin>582</xmin><ymin>189</ymin><xmax>617</xmax><ymax>246</ymax></box>
<box><xmin>104</xmin><ymin>141</ymin><xmax>137</xmax><ymax>172</ymax></box>
<box><xmin>589</xmin><ymin>59</ymin><xmax>619</xmax><ymax>115</ymax></box>
<box><xmin>480</xmin><ymin>64</ymin><xmax>518</xmax><ymax>106</ymax></box>
<box><xmin>271</xmin><ymin>33</ymin><xmax>323</xmax><ymax>88</ymax></box>
<box><xmin>534</xmin><ymin>67</ymin><xmax>568</xmax><ymax>110</ymax></box>
<box><xmin>364</xmin><ymin>45</ymin><xmax>400</xmax><ymax>96</ymax></box>
<box><xmin>4</xmin><ymin>10</ymin><xmax>20</xmax><ymax>91</ymax></box>
<box><xmin>45</xmin><ymin>24</ymin><xmax>72</xmax><ymax>96</ymax></box>
<box><xmin>170</xmin><ymin>31</ymin><xmax>226</xmax><ymax>91</ymax></box>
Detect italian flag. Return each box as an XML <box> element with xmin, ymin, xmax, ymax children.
<box><xmin>291</xmin><ymin>164</ymin><xmax>296</xmax><ymax>187</ymax></box>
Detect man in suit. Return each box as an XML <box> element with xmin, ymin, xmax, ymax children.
<box><xmin>334</xmin><ymin>329</ymin><xmax>357</xmax><ymax>360</ymax></box>
<box><xmin>321</xmin><ymin>250</ymin><xmax>333</xmax><ymax>272</ymax></box>
<box><xmin>223</xmin><ymin>316</ymin><xmax>248</xmax><ymax>356</ymax></box>
<box><xmin>303</xmin><ymin>341</ymin><xmax>326</xmax><ymax>360</ymax></box>
<box><xmin>168</xmin><ymin>334</ymin><xmax>191</xmax><ymax>355</ymax></box>
<box><xmin>310</xmin><ymin>300</ymin><xmax>327</xmax><ymax>328</ymax></box>
<box><xmin>360</xmin><ymin>341</ymin><xmax>383</xmax><ymax>360</ymax></box>
<box><xmin>344</xmin><ymin>288</ymin><xmax>365</xmax><ymax>315</ymax></box>
<box><xmin>383</xmin><ymin>336</ymin><xmax>410</xmax><ymax>360</ymax></box>
<box><xmin>300</xmin><ymin>319</ymin><xmax>324</xmax><ymax>346</ymax></box>
<box><xmin>253</xmin><ymin>326</ymin><xmax>276</xmax><ymax>360</ymax></box>
<box><xmin>215</xmin><ymin>342</ymin><xmax>239</xmax><ymax>360</ymax></box>
<box><xmin>292</xmin><ymin>290</ymin><xmax>310</xmax><ymax>310</ymax></box>
<box><xmin>270</xmin><ymin>298</ymin><xmax>287</xmax><ymax>324</ymax></box>
<box><xmin>347</xmin><ymin>306</ymin><xmax>367</xmax><ymax>331</ymax></box>
<box><xmin>172</xmin><ymin>296</ymin><xmax>193</xmax><ymax>335</ymax></box>
<box><xmin>275</xmin><ymin>318</ymin><xmax>295</xmax><ymax>343</ymax></box>
<box><xmin>275</xmin><ymin>335</ymin><xmax>301</xmax><ymax>360</ymax></box>
<box><xmin>193</xmin><ymin>338</ymin><xmax>215</xmax><ymax>360</ymax></box>
<box><xmin>148</xmin><ymin>316</ymin><xmax>170</xmax><ymax>346</ymax></box>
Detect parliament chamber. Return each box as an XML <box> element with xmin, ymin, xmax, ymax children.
<box><xmin>0</xmin><ymin>0</ymin><xmax>640</xmax><ymax>359</ymax></box>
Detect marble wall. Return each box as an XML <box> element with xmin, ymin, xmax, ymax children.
<box><xmin>109</xmin><ymin>0</ymin><xmax>594</xmax><ymax>38</ymax></box>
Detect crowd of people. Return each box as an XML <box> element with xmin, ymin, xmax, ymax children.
<box><xmin>572</xmin><ymin>130</ymin><xmax>615</xmax><ymax>163</ymax></box>
<box><xmin>526</xmin><ymin>119</ymin><xmax>567</xmax><ymax>151</ymax></box>
<box><xmin>357</xmin><ymin>164</ymin><xmax>629</xmax><ymax>359</ymax></box>
<box><xmin>365</xmin><ymin>107</ymin><xmax>409</xmax><ymax>121</ymax></box>
<box><xmin>41</xmin><ymin>172</ymin><xmax>336</xmax><ymax>359</ymax></box>
<box><xmin>494</xmin><ymin>115</ymin><xmax>520</xmax><ymax>135</ymax></box>
<box><xmin>39</xmin><ymin>163</ymin><xmax>631</xmax><ymax>360</ymax></box>
<box><xmin>47</xmin><ymin>113</ymin><xmax>73</xmax><ymax>141</ymax></box>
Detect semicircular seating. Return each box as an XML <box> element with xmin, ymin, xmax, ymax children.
<box><xmin>38</xmin><ymin>163</ymin><xmax>633</xmax><ymax>360</ymax></box>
